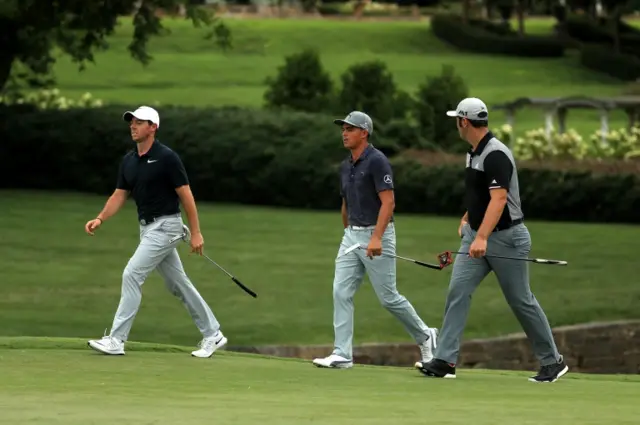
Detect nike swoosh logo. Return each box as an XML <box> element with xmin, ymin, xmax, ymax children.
<box><xmin>147</xmin><ymin>160</ymin><xmax>158</xmax><ymax>163</ymax></box>
<box><xmin>214</xmin><ymin>337</ymin><xmax>223</xmax><ymax>345</ymax></box>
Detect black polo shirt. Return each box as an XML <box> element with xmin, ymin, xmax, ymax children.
<box><xmin>339</xmin><ymin>145</ymin><xmax>394</xmax><ymax>227</ymax></box>
<box><xmin>465</xmin><ymin>131</ymin><xmax>524</xmax><ymax>231</ymax></box>
<box><xmin>116</xmin><ymin>140</ymin><xmax>189</xmax><ymax>222</ymax></box>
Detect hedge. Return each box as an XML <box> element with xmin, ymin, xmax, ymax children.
<box><xmin>0</xmin><ymin>105</ymin><xmax>638</xmax><ymax>224</ymax></box>
<box><xmin>430</xmin><ymin>14</ymin><xmax>565</xmax><ymax>58</ymax></box>
<box><xmin>580</xmin><ymin>44</ymin><xmax>640</xmax><ymax>81</ymax></box>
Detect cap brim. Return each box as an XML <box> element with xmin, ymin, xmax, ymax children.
<box><xmin>334</xmin><ymin>119</ymin><xmax>361</xmax><ymax>128</ymax></box>
<box><xmin>445</xmin><ymin>110</ymin><xmax>459</xmax><ymax>117</ymax></box>
<box><xmin>123</xmin><ymin>111</ymin><xmax>136</xmax><ymax>122</ymax></box>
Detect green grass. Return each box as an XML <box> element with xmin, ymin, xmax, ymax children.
<box><xmin>1</xmin><ymin>337</ymin><xmax>639</xmax><ymax>425</ymax></box>
<box><xmin>1</xmin><ymin>190</ymin><xmax>638</xmax><ymax>348</ymax></box>
<box><xmin>47</xmin><ymin>17</ymin><xmax>632</xmax><ymax>137</ymax></box>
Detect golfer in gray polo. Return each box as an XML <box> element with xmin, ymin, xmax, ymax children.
<box><xmin>418</xmin><ymin>98</ymin><xmax>568</xmax><ymax>382</ymax></box>
<box><xmin>313</xmin><ymin>111</ymin><xmax>438</xmax><ymax>369</ymax></box>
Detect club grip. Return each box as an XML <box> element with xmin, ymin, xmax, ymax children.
<box><xmin>415</xmin><ymin>260</ymin><xmax>442</xmax><ymax>270</ymax></box>
<box><xmin>232</xmin><ymin>277</ymin><xmax>258</xmax><ymax>298</ymax></box>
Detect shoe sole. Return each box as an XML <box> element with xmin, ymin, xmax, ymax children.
<box><xmin>312</xmin><ymin>361</ymin><xmax>353</xmax><ymax>369</ymax></box>
<box><xmin>191</xmin><ymin>336</ymin><xmax>228</xmax><ymax>358</ymax></box>
<box><xmin>528</xmin><ymin>365</ymin><xmax>569</xmax><ymax>383</ymax></box>
<box><xmin>87</xmin><ymin>341</ymin><xmax>124</xmax><ymax>355</ymax></box>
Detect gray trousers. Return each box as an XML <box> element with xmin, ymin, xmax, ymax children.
<box><xmin>109</xmin><ymin>214</ymin><xmax>220</xmax><ymax>342</ymax></box>
<box><xmin>435</xmin><ymin>222</ymin><xmax>561</xmax><ymax>366</ymax></box>
<box><xmin>332</xmin><ymin>223</ymin><xmax>431</xmax><ymax>359</ymax></box>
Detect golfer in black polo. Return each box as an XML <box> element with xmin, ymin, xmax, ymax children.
<box><xmin>84</xmin><ymin>106</ymin><xmax>227</xmax><ymax>359</ymax></box>
<box><xmin>313</xmin><ymin>111</ymin><xmax>438</xmax><ymax>369</ymax></box>
<box><xmin>419</xmin><ymin>98</ymin><xmax>568</xmax><ymax>383</ymax></box>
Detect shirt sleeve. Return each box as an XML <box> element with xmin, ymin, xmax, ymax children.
<box><xmin>483</xmin><ymin>151</ymin><xmax>513</xmax><ymax>190</ymax></box>
<box><xmin>167</xmin><ymin>152</ymin><xmax>190</xmax><ymax>188</ymax></box>
<box><xmin>370</xmin><ymin>154</ymin><xmax>394</xmax><ymax>192</ymax></box>
<box><xmin>116</xmin><ymin>157</ymin><xmax>131</xmax><ymax>191</ymax></box>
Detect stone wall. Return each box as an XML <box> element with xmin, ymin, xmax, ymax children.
<box><xmin>228</xmin><ymin>320</ymin><xmax>640</xmax><ymax>374</ymax></box>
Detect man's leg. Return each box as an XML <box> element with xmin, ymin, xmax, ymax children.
<box><xmin>361</xmin><ymin>224</ymin><xmax>432</xmax><ymax>345</ymax></box>
<box><xmin>88</xmin><ymin>221</ymin><xmax>171</xmax><ymax>354</ymax></box>
<box><xmin>486</xmin><ymin>224</ymin><xmax>567</xmax><ymax>382</ymax></box>
<box><xmin>420</xmin><ymin>224</ymin><xmax>491</xmax><ymax>377</ymax></box>
<box><xmin>313</xmin><ymin>228</ymin><xmax>365</xmax><ymax>368</ymax></box>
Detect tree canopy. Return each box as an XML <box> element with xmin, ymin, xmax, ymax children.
<box><xmin>0</xmin><ymin>0</ymin><xmax>230</xmax><ymax>94</ymax></box>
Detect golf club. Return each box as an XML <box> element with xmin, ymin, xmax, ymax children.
<box><xmin>439</xmin><ymin>250</ymin><xmax>568</xmax><ymax>266</ymax></box>
<box><xmin>170</xmin><ymin>226</ymin><xmax>258</xmax><ymax>298</ymax></box>
<box><xmin>342</xmin><ymin>243</ymin><xmax>443</xmax><ymax>270</ymax></box>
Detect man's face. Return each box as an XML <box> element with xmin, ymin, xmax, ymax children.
<box><xmin>129</xmin><ymin>118</ymin><xmax>156</xmax><ymax>143</ymax></box>
<box><xmin>342</xmin><ymin>124</ymin><xmax>367</xmax><ymax>149</ymax></box>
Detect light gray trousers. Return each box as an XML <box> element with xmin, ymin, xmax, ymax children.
<box><xmin>332</xmin><ymin>223</ymin><xmax>431</xmax><ymax>360</ymax></box>
<box><xmin>435</xmin><ymin>223</ymin><xmax>561</xmax><ymax>366</ymax></box>
<box><xmin>109</xmin><ymin>214</ymin><xmax>220</xmax><ymax>342</ymax></box>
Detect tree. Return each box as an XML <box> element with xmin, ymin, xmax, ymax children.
<box><xmin>0</xmin><ymin>0</ymin><xmax>231</xmax><ymax>95</ymax></box>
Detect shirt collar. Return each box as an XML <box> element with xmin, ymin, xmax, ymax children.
<box><xmin>349</xmin><ymin>144</ymin><xmax>374</xmax><ymax>164</ymax></box>
<box><xmin>468</xmin><ymin>132</ymin><xmax>493</xmax><ymax>157</ymax></box>
<box><xmin>138</xmin><ymin>139</ymin><xmax>160</xmax><ymax>158</ymax></box>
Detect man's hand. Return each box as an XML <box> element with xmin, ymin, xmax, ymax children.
<box><xmin>469</xmin><ymin>236</ymin><xmax>487</xmax><ymax>258</ymax></box>
<box><xmin>458</xmin><ymin>219</ymin><xmax>468</xmax><ymax>238</ymax></box>
<box><xmin>85</xmin><ymin>218</ymin><xmax>102</xmax><ymax>236</ymax></box>
<box><xmin>190</xmin><ymin>231</ymin><xmax>204</xmax><ymax>255</ymax></box>
<box><xmin>366</xmin><ymin>236</ymin><xmax>383</xmax><ymax>259</ymax></box>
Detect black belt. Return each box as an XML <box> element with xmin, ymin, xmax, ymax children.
<box><xmin>493</xmin><ymin>218</ymin><xmax>523</xmax><ymax>232</ymax></box>
<box><xmin>139</xmin><ymin>213</ymin><xmax>180</xmax><ymax>226</ymax></box>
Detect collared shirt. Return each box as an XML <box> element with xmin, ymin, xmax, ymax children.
<box><xmin>116</xmin><ymin>140</ymin><xmax>189</xmax><ymax>222</ymax></box>
<box><xmin>465</xmin><ymin>131</ymin><xmax>524</xmax><ymax>231</ymax></box>
<box><xmin>339</xmin><ymin>145</ymin><xmax>394</xmax><ymax>227</ymax></box>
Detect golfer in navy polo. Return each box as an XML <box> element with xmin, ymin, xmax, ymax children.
<box><xmin>313</xmin><ymin>111</ymin><xmax>438</xmax><ymax>369</ymax></box>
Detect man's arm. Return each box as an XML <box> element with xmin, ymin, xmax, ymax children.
<box><xmin>341</xmin><ymin>198</ymin><xmax>348</xmax><ymax>229</ymax></box>
<box><xmin>372</xmin><ymin>189</ymin><xmax>395</xmax><ymax>240</ymax></box>
<box><xmin>176</xmin><ymin>185</ymin><xmax>201</xmax><ymax>235</ymax></box>
<box><xmin>96</xmin><ymin>189</ymin><xmax>129</xmax><ymax>222</ymax></box>
<box><xmin>370</xmin><ymin>155</ymin><xmax>395</xmax><ymax>240</ymax></box>
<box><xmin>475</xmin><ymin>151</ymin><xmax>513</xmax><ymax>240</ymax></box>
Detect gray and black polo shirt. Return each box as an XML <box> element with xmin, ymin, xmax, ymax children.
<box><xmin>465</xmin><ymin>132</ymin><xmax>523</xmax><ymax>231</ymax></box>
<box><xmin>340</xmin><ymin>145</ymin><xmax>394</xmax><ymax>227</ymax></box>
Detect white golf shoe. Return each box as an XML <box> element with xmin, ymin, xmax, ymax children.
<box><xmin>312</xmin><ymin>354</ymin><xmax>353</xmax><ymax>369</ymax></box>
<box><xmin>191</xmin><ymin>331</ymin><xmax>227</xmax><ymax>358</ymax></box>
<box><xmin>415</xmin><ymin>327</ymin><xmax>438</xmax><ymax>369</ymax></box>
<box><xmin>88</xmin><ymin>335</ymin><xmax>125</xmax><ymax>355</ymax></box>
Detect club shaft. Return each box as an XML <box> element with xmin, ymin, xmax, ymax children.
<box><xmin>452</xmin><ymin>251</ymin><xmax>566</xmax><ymax>264</ymax></box>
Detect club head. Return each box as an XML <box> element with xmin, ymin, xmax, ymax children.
<box><xmin>340</xmin><ymin>243</ymin><xmax>362</xmax><ymax>257</ymax></box>
<box><xmin>168</xmin><ymin>224</ymin><xmax>192</xmax><ymax>245</ymax></box>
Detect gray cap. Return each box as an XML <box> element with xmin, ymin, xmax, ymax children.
<box><xmin>334</xmin><ymin>111</ymin><xmax>373</xmax><ymax>136</ymax></box>
<box><xmin>446</xmin><ymin>97</ymin><xmax>488</xmax><ymax>121</ymax></box>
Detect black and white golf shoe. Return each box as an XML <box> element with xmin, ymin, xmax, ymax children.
<box><xmin>418</xmin><ymin>358</ymin><xmax>456</xmax><ymax>379</ymax></box>
<box><xmin>528</xmin><ymin>357</ymin><xmax>569</xmax><ymax>383</ymax></box>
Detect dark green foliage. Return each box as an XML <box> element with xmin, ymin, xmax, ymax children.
<box><xmin>580</xmin><ymin>44</ymin><xmax>640</xmax><ymax>81</ymax></box>
<box><xmin>263</xmin><ymin>48</ymin><xmax>334</xmax><ymax>113</ymax></box>
<box><xmin>0</xmin><ymin>105</ymin><xmax>637</xmax><ymax>224</ymax></box>
<box><xmin>430</xmin><ymin>14</ymin><xmax>565</xmax><ymax>58</ymax></box>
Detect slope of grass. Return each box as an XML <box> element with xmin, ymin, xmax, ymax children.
<box><xmin>47</xmin><ymin>17</ymin><xmax>630</xmax><ymax>137</ymax></box>
<box><xmin>0</xmin><ymin>337</ymin><xmax>639</xmax><ymax>425</ymax></box>
<box><xmin>1</xmin><ymin>190</ymin><xmax>638</xmax><ymax>348</ymax></box>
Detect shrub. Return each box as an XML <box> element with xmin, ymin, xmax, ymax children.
<box><xmin>580</xmin><ymin>44</ymin><xmax>640</xmax><ymax>81</ymax></box>
<box><xmin>337</xmin><ymin>60</ymin><xmax>408</xmax><ymax>124</ymax></box>
<box><xmin>0</xmin><ymin>105</ymin><xmax>638</xmax><ymax>224</ymax></box>
<box><xmin>431</xmin><ymin>14</ymin><xmax>565</xmax><ymax>58</ymax></box>
<box><xmin>493</xmin><ymin>124</ymin><xmax>640</xmax><ymax>161</ymax></box>
<box><xmin>263</xmin><ymin>48</ymin><xmax>334</xmax><ymax>113</ymax></box>
<box><xmin>413</xmin><ymin>64</ymin><xmax>469</xmax><ymax>151</ymax></box>
<box><xmin>0</xmin><ymin>88</ymin><xmax>104</xmax><ymax>110</ymax></box>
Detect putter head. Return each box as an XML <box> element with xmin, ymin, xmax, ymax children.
<box><xmin>437</xmin><ymin>251</ymin><xmax>453</xmax><ymax>269</ymax></box>
<box><xmin>181</xmin><ymin>224</ymin><xmax>192</xmax><ymax>243</ymax></box>
<box><xmin>340</xmin><ymin>243</ymin><xmax>362</xmax><ymax>257</ymax></box>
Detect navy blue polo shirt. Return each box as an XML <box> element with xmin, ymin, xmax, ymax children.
<box><xmin>339</xmin><ymin>145</ymin><xmax>394</xmax><ymax>227</ymax></box>
<box><xmin>116</xmin><ymin>140</ymin><xmax>189</xmax><ymax>222</ymax></box>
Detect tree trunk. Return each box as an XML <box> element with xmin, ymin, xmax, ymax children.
<box><xmin>0</xmin><ymin>52</ymin><xmax>14</xmax><ymax>94</ymax></box>
<box><xmin>462</xmin><ymin>0</ymin><xmax>471</xmax><ymax>24</ymax></box>
<box><xmin>611</xmin><ymin>8</ymin><xmax>621</xmax><ymax>55</ymax></box>
<box><xmin>517</xmin><ymin>0</ymin><xmax>525</xmax><ymax>36</ymax></box>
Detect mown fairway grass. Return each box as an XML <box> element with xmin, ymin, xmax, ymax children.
<box><xmin>1</xmin><ymin>337</ymin><xmax>639</xmax><ymax>425</ymax></box>
<box><xmin>49</xmin><ymin>17</ymin><xmax>633</xmax><ymax>137</ymax></box>
<box><xmin>1</xmin><ymin>190</ymin><xmax>638</xmax><ymax>348</ymax></box>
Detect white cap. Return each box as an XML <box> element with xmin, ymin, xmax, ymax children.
<box><xmin>446</xmin><ymin>97</ymin><xmax>488</xmax><ymax>121</ymax></box>
<box><xmin>123</xmin><ymin>106</ymin><xmax>160</xmax><ymax>128</ymax></box>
